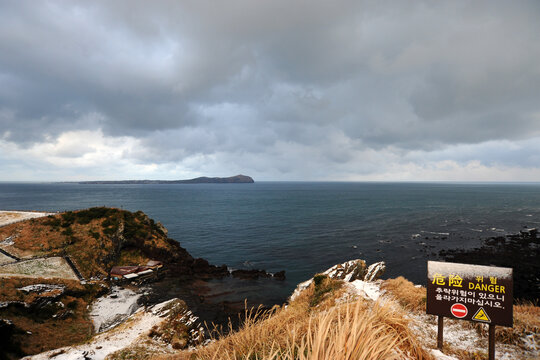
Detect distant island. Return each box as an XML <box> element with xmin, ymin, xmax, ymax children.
<box><xmin>75</xmin><ymin>174</ymin><xmax>254</xmax><ymax>184</ymax></box>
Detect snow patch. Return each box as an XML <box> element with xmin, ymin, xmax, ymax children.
<box><xmin>25</xmin><ymin>298</ymin><xmax>179</xmax><ymax>360</ymax></box>
<box><xmin>18</xmin><ymin>284</ymin><xmax>65</xmax><ymax>293</ymax></box>
<box><xmin>347</xmin><ymin>280</ymin><xmax>381</xmax><ymax>301</ymax></box>
<box><xmin>290</xmin><ymin>279</ymin><xmax>312</xmax><ymax>301</ymax></box>
<box><xmin>0</xmin><ymin>236</ymin><xmax>14</xmax><ymax>246</ymax></box>
<box><xmin>89</xmin><ymin>286</ymin><xmax>142</xmax><ymax>332</ymax></box>
<box><xmin>430</xmin><ymin>349</ymin><xmax>458</xmax><ymax>360</ymax></box>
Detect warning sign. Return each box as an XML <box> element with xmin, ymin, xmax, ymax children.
<box><xmin>473</xmin><ymin>307</ymin><xmax>491</xmax><ymax>323</ymax></box>
<box><xmin>450</xmin><ymin>303</ymin><xmax>468</xmax><ymax>318</ymax></box>
<box><xmin>427</xmin><ymin>261</ymin><xmax>513</xmax><ymax>327</ymax></box>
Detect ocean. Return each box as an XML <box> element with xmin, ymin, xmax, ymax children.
<box><xmin>1</xmin><ymin>181</ymin><xmax>539</xmax><ymax>303</ymax></box>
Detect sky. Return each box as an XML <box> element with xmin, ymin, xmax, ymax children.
<box><xmin>1</xmin><ymin>1</ymin><xmax>540</xmax><ymax>182</ymax></box>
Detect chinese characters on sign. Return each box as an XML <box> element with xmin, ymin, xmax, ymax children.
<box><xmin>427</xmin><ymin>261</ymin><xmax>513</xmax><ymax>327</ymax></box>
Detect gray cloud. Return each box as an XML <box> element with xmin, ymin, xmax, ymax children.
<box><xmin>1</xmin><ymin>1</ymin><xmax>539</xmax><ymax>180</ymax></box>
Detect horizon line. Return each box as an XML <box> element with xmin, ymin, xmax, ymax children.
<box><xmin>2</xmin><ymin>180</ymin><xmax>540</xmax><ymax>185</ymax></box>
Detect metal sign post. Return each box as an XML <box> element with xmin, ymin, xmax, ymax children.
<box><xmin>489</xmin><ymin>325</ymin><xmax>495</xmax><ymax>360</ymax></box>
<box><xmin>437</xmin><ymin>316</ymin><xmax>443</xmax><ymax>349</ymax></box>
<box><xmin>427</xmin><ymin>261</ymin><xmax>513</xmax><ymax>359</ymax></box>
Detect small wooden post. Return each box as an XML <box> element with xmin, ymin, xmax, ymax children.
<box><xmin>437</xmin><ymin>316</ymin><xmax>444</xmax><ymax>349</ymax></box>
<box><xmin>488</xmin><ymin>325</ymin><xmax>496</xmax><ymax>360</ymax></box>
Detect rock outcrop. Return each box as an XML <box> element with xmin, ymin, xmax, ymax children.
<box><xmin>25</xmin><ymin>298</ymin><xmax>201</xmax><ymax>360</ymax></box>
<box><xmin>290</xmin><ymin>259</ymin><xmax>385</xmax><ymax>300</ymax></box>
<box><xmin>231</xmin><ymin>269</ymin><xmax>286</xmax><ymax>280</ymax></box>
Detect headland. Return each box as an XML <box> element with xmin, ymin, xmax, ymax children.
<box><xmin>75</xmin><ymin>174</ymin><xmax>254</xmax><ymax>185</ymax></box>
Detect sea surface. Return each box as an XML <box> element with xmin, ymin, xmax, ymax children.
<box><xmin>1</xmin><ymin>182</ymin><xmax>539</xmax><ymax>303</ymax></box>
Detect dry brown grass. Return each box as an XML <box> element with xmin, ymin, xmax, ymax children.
<box><xmin>514</xmin><ymin>301</ymin><xmax>540</xmax><ymax>333</ymax></box>
<box><xmin>454</xmin><ymin>300</ymin><xmax>540</xmax><ymax>351</ymax></box>
<box><xmin>0</xmin><ymin>208</ymin><xmax>179</xmax><ymax>279</ymax></box>
<box><xmin>0</xmin><ymin>276</ymin><xmax>83</xmax><ymax>303</ymax></box>
<box><xmin>280</xmin><ymin>301</ymin><xmax>432</xmax><ymax>360</ymax></box>
<box><xmin>381</xmin><ymin>276</ymin><xmax>426</xmax><ymax>312</ymax></box>
<box><xmin>380</xmin><ymin>278</ymin><xmax>540</xmax><ymax>360</ymax></box>
<box><xmin>0</xmin><ymin>276</ymin><xmax>107</xmax><ymax>357</ymax></box>
<box><xmin>382</xmin><ymin>277</ymin><xmax>540</xmax><ymax>353</ymax></box>
<box><xmin>490</xmin><ymin>301</ymin><xmax>539</xmax><ymax>347</ymax></box>
<box><xmin>157</xmin><ymin>278</ymin><xmax>432</xmax><ymax>360</ymax></box>
<box><xmin>108</xmin><ymin>345</ymin><xmax>162</xmax><ymax>360</ymax></box>
<box><xmin>3</xmin><ymin>295</ymin><xmax>93</xmax><ymax>355</ymax></box>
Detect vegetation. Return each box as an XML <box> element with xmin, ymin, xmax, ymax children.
<box><xmin>473</xmin><ymin>300</ymin><xmax>540</xmax><ymax>349</ymax></box>
<box><xmin>0</xmin><ymin>207</ymin><xmax>181</xmax><ymax>358</ymax></box>
<box><xmin>0</xmin><ymin>277</ymin><xmax>105</xmax><ymax>357</ymax></box>
<box><xmin>169</xmin><ymin>276</ymin><xmax>538</xmax><ymax>360</ymax></box>
<box><xmin>0</xmin><ymin>207</ymin><xmax>180</xmax><ymax>279</ymax></box>
<box><xmin>149</xmin><ymin>299</ymin><xmax>196</xmax><ymax>350</ymax></box>
<box><xmin>381</xmin><ymin>276</ymin><xmax>426</xmax><ymax>312</ymax></box>
<box><xmin>309</xmin><ymin>274</ymin><xmax>342</xmax><ymax>307</ymax></box>
<box><xmin>109</xmin><ymin>345</ymin><xmax>161</xmax><ymax>360</ymax></box>
<box><xmin>155</xmin><ymin>279</ymin><xmax>432</xmax><ymax>360</ymax></box>
<box><xmin>382</xmin><ymin>277</ymin><xmax>540</xmax><ymax>358</ymax></box>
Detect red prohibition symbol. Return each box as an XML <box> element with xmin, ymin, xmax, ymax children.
<box><xmin>450</xmin><ymin>303</ymin><xmax>468</xmax><ymax>318</ymax></box>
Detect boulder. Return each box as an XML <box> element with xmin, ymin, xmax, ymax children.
<box><xmin>231</xmin><ymin>269</ymin><xmax>271</xmax><ymax>280</ymax></box>
<box><xmin>273</xmin><ymin>270</ymin><xmax>286</xmax><ymax>281</ymax></box>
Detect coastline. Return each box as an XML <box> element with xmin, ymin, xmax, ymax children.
<box><xmin>0</xmin><ymin>207</ymin><xmax>287</xmax><ymax>357</ymax></box>
<box><xmin>0</xmin><ymin>208</ymin><xmax>538</xmax><ymax>359</ymax></box>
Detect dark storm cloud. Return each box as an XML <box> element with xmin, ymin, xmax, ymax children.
<box><xmin>1</xmin><ymin>0</ymin><xmax>540</xmax><ymax>180</ymax></box>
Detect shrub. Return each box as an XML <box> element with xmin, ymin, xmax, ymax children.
<box><xmin>74</xmin><ymin>207</ymin><xmax>116</xmax><ymax>224</ymax></box>
<box><xmin>310</xmin><ymin>275</ymin><xmax>341</xmax><ymax>307</ymax></box>
<box><xmin>44</xmin><ymin>217</ymin><xmax>61</xmax><ymax>228</ymax></box>
<box><xmin>61</xmin><ymin>228</ymin><xmax>73</xmax><ymax>237</ymax></box>
<box><xmin>61</xmin><ymin>212</ymin><xmax>75</xmax><ymax>226</ymax></box>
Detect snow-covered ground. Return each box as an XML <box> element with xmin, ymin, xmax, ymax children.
<box><xmin>345</xmin><ymin>279</ymin><xmax>382</xmax><ymax>301</ymax></box>
<box><xmin>89</xmin><ymin>286</ymin><xmax>143</xmax><ymax>333</ymax></box>
<box><xmin>409</xmin><ymin>310</ymin><xmax>539</xmax><ymax>360</ymax></box>
<box><xmin>18</xmin><ymin>258</ymin><xmax>539</xmax><ymax>360</ymax></box>
<box><xmin>288</xmin><ymin>259</ymin><xmax>539</xmax><ymax>360</ymax></box>
<box><xmin>0</xmin><ymin>210</ymin><xmax>55</xmax><ymax>227</ymax></box>
<box><xmin>25</xmin><ymin>298</ymin><xmax>179</xmax><ymax>360</ymax></box>
<box><xmin>339</xmin><ymin>280</ymin><xmax>539</xmax><ymax>360</ymax></box>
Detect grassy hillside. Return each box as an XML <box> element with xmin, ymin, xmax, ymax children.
<box><xmin>0</xmin><ymin>277</ymin><xmax>106</xmax><ymax>357</ymax></box>
<box><xmin>0</xmin><ymin>207</ymin><xmax>191</xmax><ymax>279</ymax></box>
<box><xmin>122</xmin><ymin>275</ymin><xmax>431</xmax><ymax>360</ymax></box>
<box><xmin>0</xmin><ymin>207</ymin><xmax>196</xmax><ymax>358</ymax></box>
<box><xmin>131</xmin><ymin>276</ymin><xmax>536</xmax><ymax>360</ymax></box>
